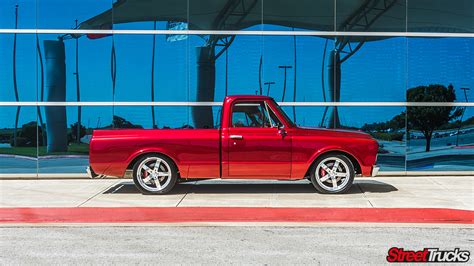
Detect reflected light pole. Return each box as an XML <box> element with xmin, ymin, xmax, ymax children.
<box><xmin>456</xmin><ymin>87</ymin><xmax>470</xmax><ymax>146</ymax></box>
<box><xmin>264</xmin><ymin>81</ymin><xmax>275</xmax><ymax>96</ymax></box>
<box><xmin>278</xmin><ymin>65</ymin><xmax>292</xmax><ymax>101</ymax></box>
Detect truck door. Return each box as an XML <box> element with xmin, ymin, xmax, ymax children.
<box><xmin>226</xmin><ymin>101</ymin><xmax>291</xmax><ymax>178</ymax></box>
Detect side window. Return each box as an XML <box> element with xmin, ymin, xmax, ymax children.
<box><xmin>232</xmin><ymin>102</ymin><xmax>275</xmax><ymax>128</ymax></box>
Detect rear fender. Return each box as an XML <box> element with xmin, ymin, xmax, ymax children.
<box><xmin>126</xmin><ymin>148</ymin><xmax>188</xmax><ymax>177</ymax></box>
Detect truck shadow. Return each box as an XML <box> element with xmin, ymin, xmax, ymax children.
<box><xmin>103</xmin><ymin>180</ymin><xmax>397</xmax><ymax>195</ymax></box>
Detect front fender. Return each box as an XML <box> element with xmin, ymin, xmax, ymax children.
<box><xmin>308</xmin><ymin>146</ymin><xmax>363</xmax><ymax>169</ymax></box>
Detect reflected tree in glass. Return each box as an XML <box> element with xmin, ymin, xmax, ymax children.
<box><xmin>407</xmin><ymin>84</ymin><xmax>462</xmax><ymax>152</ymax></box>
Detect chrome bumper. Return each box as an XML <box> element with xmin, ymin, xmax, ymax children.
<box><xmin>86</xmin><ymin>166</ymin><xmax>93</xmax><ymax>178</ymax></box>
<box><xmin>371</xmin><ymin>165</ymin><xmax>380</xmax><ymax>177</ymax></box>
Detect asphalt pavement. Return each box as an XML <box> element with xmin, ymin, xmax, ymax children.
<box><xmin>1</xmin><ymin>226</ymin><xmax>472</xmax><ymax>264</ymax></box>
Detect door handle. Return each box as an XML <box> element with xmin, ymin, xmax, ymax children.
<box><xmin>278</xmin><ymin>129</ymin><xmax>287</xmax><ymax>137</ymax></box>
<box><xmin>229</xmin><ymin>135</ymin><xmax>243</xmax><ymax>140</ymax></box>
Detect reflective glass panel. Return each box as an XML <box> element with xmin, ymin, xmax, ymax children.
<box><xmin>38</xmin><ymin>0</ymin><xmax>112</xmax><ymax>29</ymax></box>
<box><xmin>189</xmin><ymin>0</ymin><xmax>262</xmax><ymax>31</ymax></box>
<box><xmin>113</xmin><ymin>34</ymin><xmax>188</xmax><ymax>101</ymax></box>
<box><xmin>336</xmin><ymin>0</ymin><xmax>406</xmax><ymax>32</ymax></box>
<box><xmin>337</xmin><ymin>106</ymin><xmax>406</xmax><ymax>171</ymax></box>
<box><xmin>407</xmin><ymin>0</ymin><xmax>473</xmax><ymax>33</ymax></box>
<box><xmin>0</xmin><ymin>34</ymin><xmax>36</xmax><ymax>101</ymax></box>
<box><xmin>407</xmin><ymin>38</ymin><xmax>473</xmax><ymax>96</ymax></box>
<box><xmin>407</xmin><ymin>107</ymin><xmax>473</xmax><ymax>171</ymax></box>
<box><xmin>263</xmin><ymin>0</ymin><xmax>334</xmax><ymax>31</ymax></box>
<box><xmin>0</xmin><ymin>106</ymin><xmax>38</xmax><ymax>174</ymax></box>
<box><xmin>38</xmin><ymin>106</ymin><xmax>112</xmax><ymax>174</ymax></box>
<box><xmin>263</xmin><ymin>36</ymin><xmax>335</xmax><ymax>102</ymax></box>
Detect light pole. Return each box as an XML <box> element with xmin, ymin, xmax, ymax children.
<box><xmin>456</xmin><ymin>87</ymin><xmax>470</xmax><ymax>146</ymax></box>
<box><xmin>264</xmin><ymin>81</ymin><xmax>275</xmax><ymax>96</ymax></box>
<box><xmin>278</xmin><ymin>65</ymin><xmax>292</xmax><ymax>101</ymax></box>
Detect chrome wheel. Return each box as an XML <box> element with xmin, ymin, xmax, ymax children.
<box><xmin>136</xmin><ymin>157</ymin><xmax>172</xmax><ymax>192</ymax></box>
<box><xmin>315</xmin><ymin>157</ymin><xmax>351</xmax><ymax>192</ymax></box>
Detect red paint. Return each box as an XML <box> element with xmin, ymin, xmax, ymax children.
<box><xmin>0</xmin><ymin>207</ymin><xmax>472</xmax><ymax>224</ymax></box>
<box><xmin>90</xmin><ymin>95</ymin><xmax>378</xmax><ymax>179</ymax></box>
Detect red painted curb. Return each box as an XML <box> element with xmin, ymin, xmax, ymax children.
<box><xmin>0</xmin><ymin>207</ymin><xmax>472</xmax><ymax>224</ymax></box>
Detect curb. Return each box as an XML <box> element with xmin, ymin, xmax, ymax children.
<box><xmin>1</xmin><ymin>207</ymin><xmax>472</xmax><ymax>224</ymax></box>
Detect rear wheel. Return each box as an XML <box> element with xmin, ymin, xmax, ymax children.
<box><xmin>310</xmin><ymin>154</ymin><xmax>355</xmax><ymax>194</ymax></box>
<box><xmin>132</xmin><ymin>154</ymin><xmax>178</xmax><ymax>194</ymax></box>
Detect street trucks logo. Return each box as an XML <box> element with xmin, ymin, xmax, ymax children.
<box><xmin>387</xmin><ymin>247</ymin><xmax>470</xmax><ymax>263</ymax></box>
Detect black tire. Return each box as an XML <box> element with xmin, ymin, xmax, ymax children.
<box><xmin>132</xmin><ymin>154</ymin><xmax>178</xmax><ymax>195</ymax></box>
<box><xmin>310</xmin><ymin>154</ymin><xmax>355</xmax><ymax>194</ymax></box>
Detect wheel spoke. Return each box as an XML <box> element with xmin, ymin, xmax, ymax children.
<box><xmin>153</xmin><ymin>159</ymin><xmax>161</xmax><ymax>171</ymax></box>
<box><xmin>335</xmin><ymin>172</ymin><xmax>347</xmax><ymax>177</ymax></box>
<box><xmin>320</xmin><ymin>174</ymin><xmax>330</xmax><ymax>182</ymax></box>
<box><xmin>154</xmin><ymin>179</ymin><xmax>162</xmax><ymax>189</ymax></box>
<box><xmin>143</xmin><ymin>176</ymin><xmax>152</xmax><ymax>183</ymax></box>
<box><xmin>142</xmin><ymin>165</ymin><xmax>153</xmax><ymax>174</ymax></box>
<box><xmin>331</xmin><ymin>177</ymin><xmax>338</xmax><ymax>189</ymax></box>
<box><xmin>157</xmin><ymin>172</ymin><xmax>170</xmax><ymax>177</ymax></box>
<box><xmin>321</xmin><ymin>164</ymin><xmax>331</xmax><ymax>172</ymax></box>
<box><xmin>332</xmin><ymin>160</ymin><xmax>340</xmax><ymax>171</ymax></box>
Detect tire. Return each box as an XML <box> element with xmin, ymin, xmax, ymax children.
<box><xmin>310</xmin><ymin>154</ymin><xmax>355</xmax><ymax>194</ymax></box>
<box><xmin>132</xmin><ymin>154</ymin><xmax>178</xmax><ymax>195</ymax></box>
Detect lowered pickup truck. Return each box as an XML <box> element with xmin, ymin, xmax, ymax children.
<box><xmin>88</xmin><ymin>95</ymin><xmax>379</xmax><ymax>194</ymax></box>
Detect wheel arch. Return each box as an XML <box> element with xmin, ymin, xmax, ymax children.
<box><xmin>126</xmin><ymin>151</ymin><xmax>181</xmax><ymax>176</ymax></box>
<box><xmin>305</xmin><ymin>150</ymin><xmax>362</xmax><ymax>177</ymax></box>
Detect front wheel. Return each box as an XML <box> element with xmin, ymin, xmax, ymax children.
<box><xmin>310</xmin><ymin>154</ymin><xmax>355</xmax><ymax>194</ymax></box>
<box><xmin>132</xmin><ymin>154</ymin><xmax>178</xmax><ymax>194</ymax></box>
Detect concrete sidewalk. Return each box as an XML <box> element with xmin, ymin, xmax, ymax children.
<box><xmin>0</xmin><ymin>176</ymin><xmax>472</xmax><ymax>210</ymax></box>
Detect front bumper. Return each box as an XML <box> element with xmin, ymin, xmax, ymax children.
<box><xmin>371</xmin><ymin>165</ymin><xmax>380</xmax><ymax>177</ymax></box>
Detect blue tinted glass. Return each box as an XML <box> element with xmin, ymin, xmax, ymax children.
<box><xmin>38</xmin><ymin>0</ymin><xmax>112</xmax><ymax>29</ymax></box>
<box><xmin>263</xmin><ymin>0</ymin><xmax>334</xmax><ymax>31</ymax></box>
<box><xmin>407</xmin><ymin>106</ymin><xmax>473</xmax><ymax>171</ymax></box>
<box><xmin>337</xmin><ymin>106</ymin><xmax>406</xmax><ymax>171</ymax></box>
<box><xmin>0</xmin><ymin>106</ymin><xmax>38</xmax><ymax>174</ymax></box>
<box><xmin>0</xmin><ymin>34</ymin><xmax>36</xmax><ymax>101</ymax></box>
<box><xmin>340</xmin><ymin>37</ymin><xmax>407</xmax><ymax>102</ymax></box>
<box><xmin>408</xmin><ymin>0</ymin><xmax>473</xmax><ymax>33</ymax></box>
<box><xmin>263</xmin><ymin>36</ymin><xmax>335</xmax><ymax>102</ymax></box>
<box><xmin>113</xmin><ymin>34</ymin><xmax>188</xmax><ymax>101</ymax></box>
<box><xmin>37</xmin><ymin>106</ymin><xmax>112</xmax><ymax>174</ymax></box>
<box><xmin>189</xmin><ymin>34</ymin><xmax>263</xmax><ymax>103</ymax></box>
<box><xmin>189</xmin><ymin>0</ymin><xmax>262</xmax><ymax>31</ymax></box>
<box><xmin>408</xmin><ymin>38</ymin><xmax>473</xmax><ymax>95</ymax></box>
<box><xmin>0</xmin><ymin>0</ymin><xmax>36</xmax><ymax>29</ymax></box>
<box><xmin>336</xmin><ymin>0</ymin><xmax>406</xmax><ymax>32</ymax></box>
<box><xmin>36</xmin><ymin>33</ymin><xmax>113</xmax><ymax>102</ymax></box>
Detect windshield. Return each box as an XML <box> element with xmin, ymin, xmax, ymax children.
<box><xmin>272</xmin><ymin>100</ymin><xmax>295</xmax><ymax>127</ymax></box>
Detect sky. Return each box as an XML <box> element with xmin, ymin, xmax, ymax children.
<box><xmin>0</xmin><ymin>0</ymin><xmax>473</xmax><ymax>129</ymax></box>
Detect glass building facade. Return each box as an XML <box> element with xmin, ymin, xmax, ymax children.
<box><xmin>0</xmin><ymin>0</ymin><xmax>473</xmax><ymax>175</ymax></box>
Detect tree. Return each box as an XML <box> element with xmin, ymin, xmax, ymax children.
<box><xmin>112</xmin><ymin>116</ymin><xmax>143</xmax><ymax>129</ymax></box>
<box><xmin>407</xmin><ymin>84</ymin><xmax>462</xmax><ymax>152</ymax></box>
<box><xmin>70</xmin><ymin>122</ymin><xmax>86</xmax><ymax>142</ymax></box>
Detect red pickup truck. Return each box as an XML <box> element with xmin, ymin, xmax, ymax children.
<box><xmin>88</xmin><ymin>95</ymin><xmax>379</xmax><ymax>194</ymax></box>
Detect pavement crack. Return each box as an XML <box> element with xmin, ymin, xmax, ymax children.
<box><xmin>175</xmin><ymin>181</ymin><xmax>195</xmax><ymax>207</ymax></box>
<box><xmin>77</xmin><ymin>180</ymin><xmax>121</xmax><ymax>207</ymax></box>
<box><xmin>357</xmin><ymin>183</ymin><xmax>374</xmax><ymax>208</ymax></box>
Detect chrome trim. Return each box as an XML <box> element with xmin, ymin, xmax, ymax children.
<box><xmin>0</xmin><ymin>29</ymin><xmax>473</xmax><ymax>38</ymax></box>
<box><xmin>1</xmin><ymin>101</ymin><xmax>473</xmax><ymax>107</ymax></box>
<box><xmin>371</xmin><ymin>165</ymin><xmax>380</xmax><ymax>177</ymax></box>
<box><xmin>86</xmin><ymin>167</ymin><xmax>93</xmax><ymax>178</ymax></box>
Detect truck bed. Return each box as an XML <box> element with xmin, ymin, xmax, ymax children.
<box><xmin>89</xmin><ymin>129</ymin><xmax>221</xmax><ymax>178</ymax></box>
